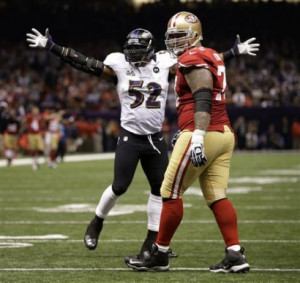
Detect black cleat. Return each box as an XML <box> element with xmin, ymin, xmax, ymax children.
<box><xmin>125</xmin><ymin>250</ymin><xmax>151</xmax><ymax>266</ymax></box>
<box><xmin>125</xmin><ymin>247</ymin><xmax>178</xmax><ymax>266</ymax></box>
<box><xmin>210</xmin><ymin>247</ymin><xmax>250</xmax><ymax>273</ymax></box>
<box><xmin>126</xmin><ymin>244</ymin><xmax>169</xmax><ymax>272</ymax></box>
<box><xmin>84</xmin><ymin>216</ymin><xmax>103</xmax><ymax>250</ymax></box>
<box><xmin>167</xmin><ymin>248</ymin><xmax>178</xmax><ymax>258</ymax></box>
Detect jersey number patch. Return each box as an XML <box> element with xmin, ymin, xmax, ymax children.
<box><xmin>215</xmin><ymin>65</ymin><xmax>227</xmax><ymax>101</ymax></box>
<box><xmin>129</xmin><ymin>80</ymin><xmax>162</xmax><ymax>109</ymax></box>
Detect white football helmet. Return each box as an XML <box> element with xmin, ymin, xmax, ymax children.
<box><xmin>165</xmin><ymin>11</ymin><xmax>203</xmax><ymax>57</ymax></box>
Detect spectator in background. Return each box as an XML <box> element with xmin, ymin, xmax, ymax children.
<box><xmin>66</xmin><ymin>116</ymin><xmax>81</xmax><ymax>153</ymax></box>
<box><xmin>3</xmin><ymin>108</ymin><xmax>20</xmax><ymax>166</ymax></box>
<box><xmin>92</xmin><ymin>118</ymin><xmax>103</xmax><ymax>153</ymax></box>
<box><xmin>245</xmin><ymin>121</ymin><xmax>259</xmax><ymax>150</ymax></box>
<box><xmin>266</xmin><ymin>124</ymin><xmax>285</xmax><ymax>149</ymax></box>
<box><xmin>56</xmin><ymin>118</ymin><xmax>68</xmax><ymax>163</ymax></box>
<box><xmin>0</xmin><ymin>101</ymin><xmax>9</xmax><ymax>156</ymax></box>
<box><xmin>291</xmin><ymin>118</ymin><xmax>300</xmax><ymax>149</ymax></box>
<box><xmin>232</xmin><ymin>86</ymin><xmax>246</xmax><ymax>107</ymax></box>
<box><xmin>280</xmin><ymin>116</ymin><xmax>291</xmax><ymax>149</ymax></box>
<box><xmin>233</xmin><ymin>116</ymin><xmax>247</xmax><ymax>149</ymax></box>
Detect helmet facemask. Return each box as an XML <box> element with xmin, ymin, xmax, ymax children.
<box><xmin>124</xmin><ymin>29</ymin><xmax>155</xmax><ymax>66</ymax></box>
<box><xmin>165</xmin><ymin>28</ymin><xmax>201</xmax><ymax>58</ymax></box>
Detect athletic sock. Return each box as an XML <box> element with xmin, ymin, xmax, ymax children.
<box><xmin>140</xmin><ymin>230</ymin><xmax>158</xmax><ymax>254</ymax></box>
<box><xmin>227</xmin><ymin>244</ymin><xmax>241</xmax><ymax>252</ymax></box>
<box><xmin>156</xmin><ymin>198</ymin><xmax>183</xmax><ymax>246</ymax></box>
<box><xmin>95</xmin><ymin>185</ymin><xmax>119</xmax><ymax>219</ymax></box>
<box><xmin>147</xmin><ymin>193</ymin><xmax>162</xmax><ymax>231</ymax></box>
<box><xmin>211</xmin><ymin>198</ymin><xmax>240</xmax><ymax>247</ymax></box>
<box><xmin>156</xmin><ymin>243</ymin><xmax>169</xmax><ymax>253</ymax></box>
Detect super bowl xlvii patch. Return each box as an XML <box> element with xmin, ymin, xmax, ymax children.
<box><xmin>153</xmin><ymin>66</ymin><xmax>159</xmax><ymax>73</ymax></box>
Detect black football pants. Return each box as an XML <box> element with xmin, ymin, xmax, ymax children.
<box><xmin>112</xmin><ymin>127</ymin><xmax>169</xmax><ymax>197</ymax></box>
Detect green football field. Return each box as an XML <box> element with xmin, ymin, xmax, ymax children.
<box><xmin>1</xmin><ymin>152</ymin><xmax>299</xmax><ymax>282</ymax></box>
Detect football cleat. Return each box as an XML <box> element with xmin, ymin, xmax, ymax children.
<box><xmin>84</xmin><ymin>215</ymin><xmax>103</xmax><ymax>250</ymax></box>
<box><xmin>167</xmin><ymin>248</ymin><xmax>178</xmax><ymax>258</ymax></box>
<box><xmin>125</xmin><ymin>247</ymin><xmax>178</xmax><ymax>266</ymax></box>
<box><xmin>210</xmin><ymin>247</ymin><xmax>250</xmax><ymax>273</ymax></box>
<box><xmin>126</xmin><ymin>244</ymin><xmax>169</xmax><ymax>272</ymax></box>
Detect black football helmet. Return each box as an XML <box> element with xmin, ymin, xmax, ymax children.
<box><xmin>124</xmin><ymin>28</ymin><xmax>155</xmax><ymax>65</ymax></box>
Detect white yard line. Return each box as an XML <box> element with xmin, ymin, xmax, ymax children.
<box><xmin>0</xmin><ymin>153</ymin><xmax>115</xmax><ymax>167</ymax></box>
<box><xmin>1</xmin><ymin>239</ymin><xmax>298</xmax><ymax>243</ymax></box>
<box><xmin>0</xmin><ymin>267</ymin><xmax>299</xmax><ymax>272</ymax></box>
<box><xmin>2</xmin><ymin>205</ymin><xmax>299</xmax><ymax>211</ymax></box>
<box><xmin>2</xmin><ymin>220</ymin><xmax>300</xmax><ymax>224</ymax></box>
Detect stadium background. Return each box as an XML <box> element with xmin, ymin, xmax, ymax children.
<box><xmin>0</xmin><ymin>0</ymin><xmax>299</xmax><ymax>155</ymax></box>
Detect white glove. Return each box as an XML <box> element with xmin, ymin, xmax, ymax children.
<box><xmin>190</xmin><ymin>130</ymin><xmax>207</xmax><ymax>167</ymax></box>
<box><xmin>26</xmin><ymin>28</ymin><xmax>52</xmax><ymax>49</ymax></box>
<box><xmin>232</xmin><ymin>34</ymin><xmax>260</xmax><ymax>56</ymax></box>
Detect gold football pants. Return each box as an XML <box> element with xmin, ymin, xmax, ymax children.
<box><xmin>161</xmin><ymin>126</ymin><xmax>234</xmax><ymax>206</ymax></box>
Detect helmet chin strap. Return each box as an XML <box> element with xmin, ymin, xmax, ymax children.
<box><xmin>190</xmin><ymin>35</ymin><xmax>203</xmax><ymax>48</ymax></box>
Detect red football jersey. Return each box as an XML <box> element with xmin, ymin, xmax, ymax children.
<box><xmin>26</xmin><ymin>114</ymin><xmax>43</xmax><ymax>133</ymax></box>
<box><xmin>5</xmin><ymin>119</ymin><xmax>20</xmax><ymax>135</ymax></box>
<box><xmin>176</xmin><ymin>46</ymin><xmax>232</xmax><ymax>132</ymax></box>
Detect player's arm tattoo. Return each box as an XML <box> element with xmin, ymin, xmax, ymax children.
<box><xmin>184</xmin><ymin>67</ymin><xmax>213</xmax><ymax>131</ymax></box>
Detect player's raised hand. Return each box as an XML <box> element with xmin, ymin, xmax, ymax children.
<box><xmin>232</xmin><ymin>34</ymin><xmax>260</xmax><ymax>56</ymax></box>
<box><xmin>26</xmin><ymin>28</ymin><xmax>53</xmax><ymax>49</ymax></box>
<box><xmin>190</xmin><ymin>130</ymin><xmax>207</xmax><ymax>167</ymax></box>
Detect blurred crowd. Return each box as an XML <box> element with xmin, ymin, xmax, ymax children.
<box><xmin>0</xmin><ymin>0</ymin><xmax>299</xmax><ymax>164</ymax></box>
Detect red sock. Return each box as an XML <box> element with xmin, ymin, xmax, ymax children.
<box><xmin>50</xmin><ymin>150</ymin><xmax>56</xmax><ymax>162</ymax></box>
<box><xmin>156</xmin><ymin>199</ymin><xmax>183</xmax><ymax>246</ymax></box>
<box><xmin>211</xmin><ymin>198</ymin><xmax>240</xmax><ymax>247</ymax></box>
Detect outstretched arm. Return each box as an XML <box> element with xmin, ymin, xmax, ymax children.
<box><xmin>220</xmin><ymin>34</ymin><xmax>260</xmax><ymax>62</ymax></box>
<box><xmin>26</xmin><ymin>28</ymin><xmax>116</xmax><ymax>82</ymax></box>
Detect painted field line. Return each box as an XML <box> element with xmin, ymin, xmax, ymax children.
<box><xmin>2</xmin><ymin>220</ymin><xmax>300</xmax><ymax>225</ymax></box>
<box><xmin>0</xmin><ymin>267</ymin><xmax>299</xmax><ymax>272</ymax></box>
<box><xmin>2</xmin><ymin>205</ymin><xmax>298</xmax><ymax>211</ymax></box>
<box><xmin>0</xmin><ymin>153</ymin><xmax>115</xmax><ymax>167</ymax></box>
<box><xmin>4</xmin><ymin>239</ymin><xmax>299</xmax><ymax>244</ymax></box>
<box><xmin>0</xmin><ymin>235</ymin><xmax>68</xmax><ymax>240</ymax></box>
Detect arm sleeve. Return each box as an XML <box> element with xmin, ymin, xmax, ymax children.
<box><xmin>50</xmin><ymin>43</ymin><xmax>104</xmax><ymax>77</ymax></box>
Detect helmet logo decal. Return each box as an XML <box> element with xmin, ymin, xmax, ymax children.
<box><xmin>185</xmin><ymin>14</ymin><xmax>199</xmax><ymax>23</ymax></box>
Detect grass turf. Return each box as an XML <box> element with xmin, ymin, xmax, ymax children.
<box><xmin>0</xmin><ymin>152</ymin><xmax>299</xmax><ymax>282</ymax></box>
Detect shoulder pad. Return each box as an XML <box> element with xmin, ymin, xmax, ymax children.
<box><xmin>178</xmin><ymin>47</ymin><xmax>216</xmax><ymax>69</ymax></box>
<box><xmin>155</xmin><ymin>50</ymin><xmax>177</xmax><ymax>68</ymax></box>
<box><xmin>104</xmin><ymin>52</ymin><xmax>126</xmax><ymax>68</ymax></box>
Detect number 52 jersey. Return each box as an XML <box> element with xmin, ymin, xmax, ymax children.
<box><xmin>104</xmin><ymin>51</ymin><xmax>177</xmax><ymax>135</ymax></box>
<box><xmin>176</xmin><ymin>46</ymin><xmax>232</xmax><ymax>132</ymax></box>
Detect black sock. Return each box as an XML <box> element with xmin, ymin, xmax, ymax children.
<box><xmin>140</xmin><ymin>230</ymin><xmax>158</xmax><ymax>253</ymax></box>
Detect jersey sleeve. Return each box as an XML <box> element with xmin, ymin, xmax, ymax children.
<box><xmin>103</xmin><ymin>52</ymin><xmax>125</xmax><ymax>70</ymax></box>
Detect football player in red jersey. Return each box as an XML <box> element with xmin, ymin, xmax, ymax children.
<box><xmin>127</xmin><ymin>11</ymin><xmax>259</xmax><ymax>273</ymax></box>
<box><xmin>24</xmin><ymin>106</ymin><xmax>44</xmax><ymax>170</ymax></box>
